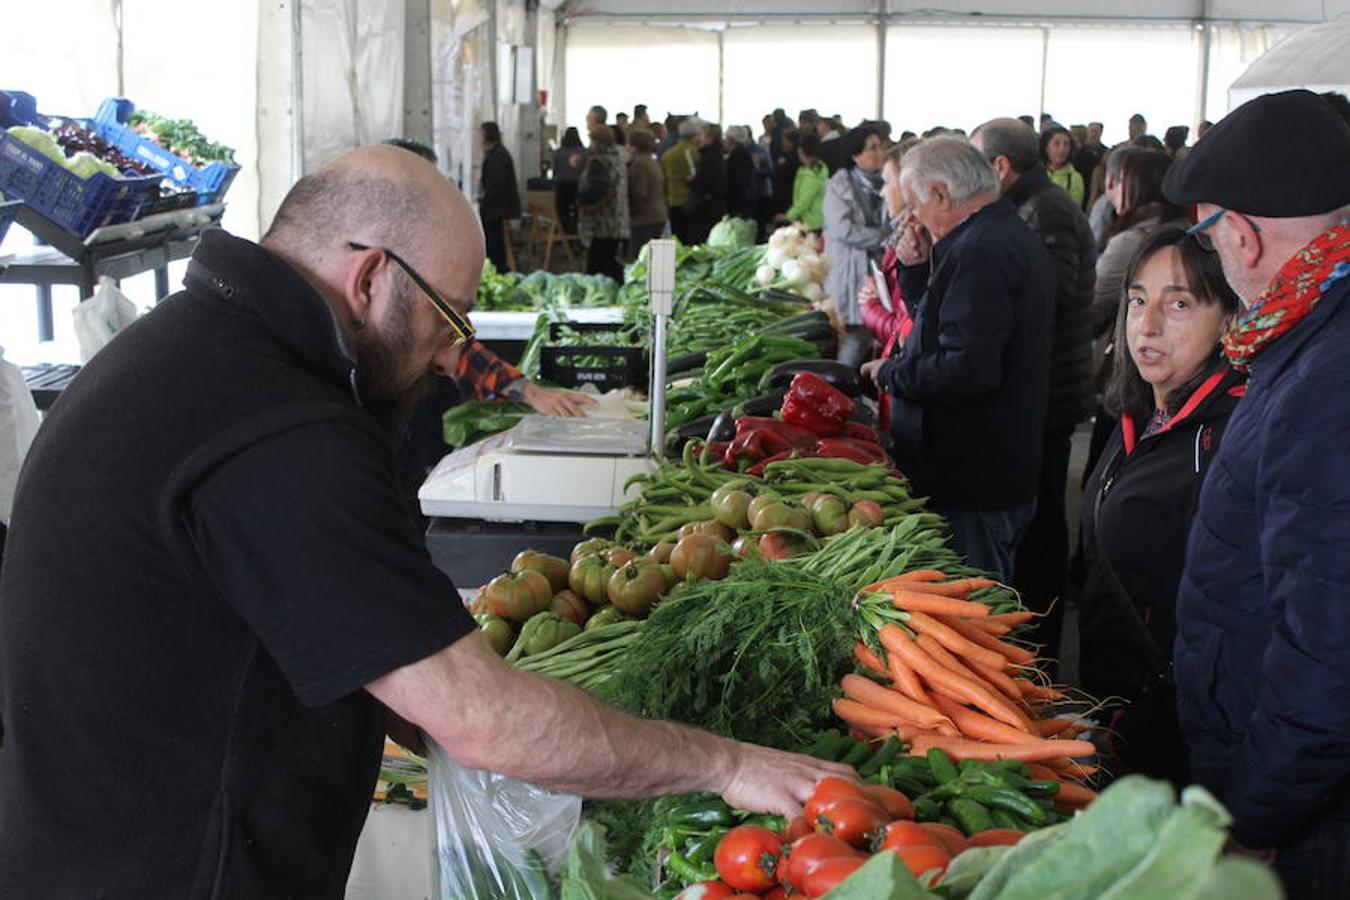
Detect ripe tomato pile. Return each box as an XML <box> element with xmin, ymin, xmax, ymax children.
<box><xmin>675</xmin><ymin>776</ymin><xmax>1027</xmax><ymax>899</ymax></box>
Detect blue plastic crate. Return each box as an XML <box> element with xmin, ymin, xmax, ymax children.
<box><xmin>0</xmin><ymin>90</ymin><xmax>46</xmax><ymax>129</ymax></box>
<box><xmin>0</xmin><ymin>131</ymin><xmax>160</xmax><ymax>238</ymax></box>
<box><xmin>92</xmin><ymin>98</ymin><xmax>238</xmax><ymax>205</ymax></box>
<box><xmin>0</xmin><ymin>199</ymin><xmax>20</xmax><ymax>244</ymax></box>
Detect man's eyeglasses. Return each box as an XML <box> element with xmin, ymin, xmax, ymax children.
<box><xmin>346</xmin><ymin>241</ymin><xmax>475</xmax><ymax>349</ymax></box>
<box><xmin>1187</xmin><ymin>208</ymin><xmax>1261</xmax><ymax>253</ymax></box>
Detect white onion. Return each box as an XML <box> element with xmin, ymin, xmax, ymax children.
<box><xmin>802</xmin><ymin>281</ymin><xmax>824</xmax><ymax>302</ymax></box>
<box><xmin>766</xmin><ymin>247</ymin><xmax>788</xmax><ymax>269</ymax></box>
<box><xmin>781</xmin><ymin>259</ymin><xmax>808</xmax><ymax>287</ymax></box>
<box><xmin>755</xmin><ymin>264</ymin><xmax>775</xmax><ymax>286</ymax></box>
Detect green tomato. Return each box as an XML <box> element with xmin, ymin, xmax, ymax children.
<box><xmin>607</xmin><ymin>563</ymin><xmax>668</xmax><ymax>617</ymax></box>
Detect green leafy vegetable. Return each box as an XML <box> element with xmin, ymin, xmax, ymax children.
<box><xmin>442</xmin><ymin>401</ymin><xmax>533</xmax><ymax>449</ymax></box>
<box><xmin>827</xmin><ymin>849</ymin><xmax>933</xmax><ymax>899</ymax></box>
<box><xmin>560</xmin><ymin>822</ymin><xmax>654</xmax><ymax>900</ymax></box>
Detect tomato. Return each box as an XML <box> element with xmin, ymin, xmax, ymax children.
<box><xmin>846</xmin><ymin>499</ymin><xmax>885</xmax><ymax>529</ymax></box>
<box><xmin>670</xmin><ymin>533</ymin><xmax>733</xmax><ymax>581</ymax></box>
<box><xmin>711</xmin><ymin>483</ymin><xmax>754</xmax><ymax>530</ymax></box>
<box><xmin>782</xmin><ymin>833</ymin><xmax>858</xmax><ymax>891</ymax></box>
<box><xmin>713</xmin><ymin>825</ymin><xmax>782</xmax><ymax>892</ymax></box>
<box><xmin>678</xmin><ymin>520</ymin><xmax>735</xmax><ymax>543</ymax></box>
<box><xmin>570</xmin><ymin>538</ymin><xmax>612</xmax><ymax>563</ymax></box>
<box><xmin>606</xmin><ymin>563</ymin><xmax>666</xmax><ymax>616</ymax></box>
<box><xmin>483</xmin><ymin>569</ymin><xmax>552</xmax><ymax>622</ymax></box>
<box><xmin>647</xmin><ymin>541</ymin><xmax>676</xmax><ymax>564</ymax></box>
<box><xmin>815</xmin><ymin>797</ymin><xmax>888</xmax><ymax>848</ymax></box>
<box><xmin>673</xmin><ymin>882</ymin><xmax>736</xmax><ymax>900</ymax></box>
<box><xmin>762</xmin><ymin>889</ymin><xmax>789</xmax><ymax>900</ymax></box>
<box><xmin>876</xmin><ymin>820</ymin><xmax>944</xmax><ymax>853</ymax></box>
<box><xmin>781</xmin><ymin>815</ymin><xmax>813</xmax><ymax>843</ymax></box>
<box><xmin>510</xmin><ymin>551</ymin><xmax>570</xmax><ymax>592</ymax></box>
<box><xmin>860</xmin><ymin>784</ymin><xmax>915</xmax><ymax>821</ymax></box>
<box><xmin>568</xmin><ymin>555</ymin><xmax>616</xmax><ymax>605</ymax></box>
<box><xmin>801</xmin><ymin>856</ymin><xmax>865</xmax><ymax>898</ymax></box>
<box><xmin>606</xmin><ymin>547</ymin><xmax>638</xmax><ymax>567</ymax></box>
<box><xmin>966</xmin><ymin>828</ymin><xmax>1027</xmax><ymax>848</ymax></box>
<box><xmin>749</xmin><ymin>500</ymin><xmax>797</xmax><ymax>531</ymax></box>
<box><xmin>804</xmin><ymin>777</ymin><xmax>868</xmax><ymax>824</ymax></box>
<box><xmin>467</xmin><ymin>587</ymin><xmax>489</xmax><ymax>615</ymax></box>
<box><xmin>473</xmin><ymin>613</ymin><xmax>513</xmax><ymax>655</ymax></box>
<box><xmin>917</xmin><ymin>822</ymin><xmax>968</xmax><ymax>856</ymax></box>
<box><xmin>549</xmin><ymin>590</ymin><xmax>590</xmax><ymax>626</ymax></box>
<box><xmin>746</xmin><ymin>492</ymin><xmax>783</xmax><ymax>526</ymax></box>
<box><xmin>731</xmin><ymin>535</ymin><xmax>761</xmax><ymax>560</ymax></box>
<box><xmin>758</xmin><ymin>531</ymin><xmax>812</xmax><ymax>561</ymax></box>
<box><xmin>810</xmin><ymin>496</ymin><xmax>849</xmax><ymax>536</ymax></box>
<box><xmin>895</xmin><ymin>844</ymin><xmax>951</xmax><ymax>886</ymax></box>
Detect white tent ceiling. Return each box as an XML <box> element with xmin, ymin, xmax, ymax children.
<box><xmin>1228</xmin><ymin>18</ymin><xmax>1350</xmax><ymax>106</ymax></box>
<box><xmin>557</xmin><ymin>0</ymin><xmax>1350</xmax><ymax>23</ymax></box>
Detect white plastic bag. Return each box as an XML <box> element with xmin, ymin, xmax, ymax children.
<box><xmin>73</xmin><ymin>276</ymin><xmax>137</xmax><ymax>363</ymax></box>
<box><xmin>429</xmin><ymin>741</ymin><xmax>582</xmax><ymax>900</ymax></box>
<box><xmin>0</xmin><ymin>344</ymin><xmax>40</xmax><ymax>525</ymax></box>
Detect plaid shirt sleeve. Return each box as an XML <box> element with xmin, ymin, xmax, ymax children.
<box><xmin>452</xmin><ymin>340</ymin><xmax>526</xmax><ymax>401</ymax></box>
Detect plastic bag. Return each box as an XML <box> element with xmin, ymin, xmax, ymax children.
<box><xmin>73</xmin><ymin>276</ymin><xmax>137</xmax><ymax>363</ymax></box>
<box><xmin>429</xmin><ymin>740</ymin><xmax>582</xmax><ymax>899</ymax></box>
<box><xmin>0</xmin><ymin>344</ymin><xmax>40</xmax><ymax>526</ymax></box>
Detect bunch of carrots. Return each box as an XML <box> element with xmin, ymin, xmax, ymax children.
<box><xmin>835</xmin><ymin>569</ymin><xmax>1099</xmax><ymax>811</ymax></box>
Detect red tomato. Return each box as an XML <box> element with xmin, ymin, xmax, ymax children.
<box><xmin>762</xmin><ymin>889</ymin><xmax>789</xmax><ymax>900</ymax></box>
<box><xmin>815</xmin><ymin>797</ymin><xmax>889</xmax><ymax>848</ymax></box>
<box><xmin>783</xmin><ymin>833</ymin><xmax>860</xmax><ymax>891</ymax></box>
<box><xmin>801</xmin><ymin>857</ymin><xmax>865</xmax><ymax>898</ymax></box>
<box><xmin>918</xmin><ymin>822</ymin><xmax>968</xmax><ymax>856</ymax></box>
<box><xmin>804</xmin><ymin>776</ymin><xmax>867</xmax><ymax>823</ymax></box>
<box><xmin>674</xmin><ymin>882</ymin><xmax>736</xmax><ymax>900</ymax></box>
<box><xmin>895</xmin><ymin>844</ymin><xmax>952</xmax><ymax>887</ymax></box>
<box><xmin>966</xmin><ymin>828</ymin><xmax>1027</xmax><ymax>848</ymax></box>
<box><xmin>782</xmin><ymin>815</ymin><xmax>813</xmax><ymax>843</ymax></box>
<box><xmin>713</xmin><ymin>825</ymin><xmax>783</xmax><ymax>892</ymax></box>
<box><xmin>876</xmin><ymin>820</ymin><xmax>944</xmax><ymax>853</ymax></box>
<box><xmin>860</xmin><ymin>784</ymin><xmax>915</xmax><ymax>821</ymax></box>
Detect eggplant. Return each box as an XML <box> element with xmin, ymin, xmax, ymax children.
<box><xmin>666</xmin><ymin>349</ymin><xmax>709</xmax><ymax>376</ymax></box>
<box><xmin>674</xmin><ymin>413</ymin><xmax>720</xmax><ymax>442</ymax></box>
<box><xmin>731</xmin><ymin>390</ymin><xmax>788</xmax><ymax>419</ymax></box>
<box><xmin>706</xmin><ymin>409</ymin><xmax>738</xmax><ymax>443</ymax></box>
<box><xmin>760</xmin><ymin>287</ymin><xmax>812</xmax><ymax>305</ymax></box>
<box><xmin>759</xmin><ymin>360</ymin><xmax>864</xmax><ymax>397</ymax></box>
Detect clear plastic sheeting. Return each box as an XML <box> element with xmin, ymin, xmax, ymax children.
<box><xmin>428</xmin><ymin>741</ymin><xmax>581</xmax><ymax>900</ymax></box>
<box><xmin>1227</xmin><ymin>19</ymin><xmax>1350</xmax><ymax>111</ymax></box>
<box><xmin>722</xmin><ymin>25</ymin><xmax>878</xmax><ymax>129</ymax></box>
<box><xmin>301</xmin><ymin>0</ymin><xmax>406</xmax><ymax>174</ymax></box>
<box><xmin>563</xmin><ymin>26</ymin><xmax>720</xmax><ymax>131</ymax></box>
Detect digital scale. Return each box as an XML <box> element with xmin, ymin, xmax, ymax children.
<box><xmin>418</xmin><ymin>242</ymin><xmax>677</xmax><ymax>585</ymax></box>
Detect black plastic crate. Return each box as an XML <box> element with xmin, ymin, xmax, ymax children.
<box><xmin>539</xmin><ymin>321</ymin><xmax>647</xmax><ymax>392</ymax></box>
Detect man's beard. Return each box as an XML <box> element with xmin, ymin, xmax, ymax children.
<box><xmin>353</xmin><ymin>288</ymin><xmax>436</xmax><ymax>443</ymax></box>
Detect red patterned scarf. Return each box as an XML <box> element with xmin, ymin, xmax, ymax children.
<box><xmin>1223</xmin><ymin>222</ymin><xmax>1350</xmax><ymax>372</ymax></box>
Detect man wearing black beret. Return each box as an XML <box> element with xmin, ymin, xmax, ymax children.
<box><xmin>1167</xmin><ymin>89</ymin><xmax>1350</xmax><ymax>896</ymax></box>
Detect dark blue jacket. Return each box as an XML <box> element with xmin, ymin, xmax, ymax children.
<box><xmin>1175</xmin><ymin>262</ymin><xmax>1350</xmax><ymax>849</ymax></box>
<box><xmin>878</xmin><ymin>198</ymin><xmax>1055</xmax><ymax>509</ymax></box>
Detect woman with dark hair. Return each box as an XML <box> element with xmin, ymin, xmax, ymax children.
<box><xmin>1163</xmin><ymin>125</ymin><xmax>1191</xmax><ymax>159</ymax></box>
<box><xmin>782</xmin><ymin>130</ymin><xmax>827</xmax><ymax>230</ymax></box>
<box><xmin>1077</xmin><ymin>226</ymin><xmax>1243</xmax><ymax>788</ymax></box>
<box><xmin>1041</xmin><ymin>126</ymin><xmax>1084</xmax><ymax>207</ymax></box>
<box><xmin>771</xmin><ymin>127</ymin><xmax>800</xmax><ymax>218</ymax></box>
<box><xmin>551</xmin><ymin>126</ymin><xmax>586</xmax><ymax>235</ymax></box>
<box><xmin>823</xmin><ymin>124</ymin><xmax>887</xmax><ymax>368</ymax></box>
<box><xmin>685</xmin><ymin>123</ymin><xmax>726</xmax><ymax>244</ymax></box>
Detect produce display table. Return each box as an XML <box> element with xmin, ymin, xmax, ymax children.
<box><xmin>0</xmin><ymin>203</ymin><xmax>222</xmax><ymax>341</ymax></box>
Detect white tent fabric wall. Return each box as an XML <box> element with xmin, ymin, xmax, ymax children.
<box><xmin>563</xmin><ymin>26</ymin><xmax>720</xmax><ymax>132</ymax></box>
<box><xmin>300</xmin><ymin>0</ymin><xmax>406</xmax><ymax>175</ymax></box>
<box><xmin>721</xmin><ymin>25</ymin><xmax>878</xmax><ymax>130</ymax></box>
<box><xmin>1227</xmin><ymin>19</ymin><xmax>1350</xmax><ymax>110</ymax></box>
<box><xmin>431</xmin><ymin>0</ymin><xmax>495</xmax><ymax>200</ymax></box>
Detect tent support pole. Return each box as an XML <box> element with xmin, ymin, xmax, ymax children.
<box><xmin>717</xmin><ymin>29</ymin><xmax>725</xmax><ymax>126</ymax></box>
<box><xmin>876</xmin><ymin>1</ymin><xmax>886</xmax><ymax>120</ymax></box>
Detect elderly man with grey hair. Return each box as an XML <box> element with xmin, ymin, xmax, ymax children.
<box><xmin>861</xmin><ymin>136</ymin><xmax>1056</xmax><ymax>579</ymax></box>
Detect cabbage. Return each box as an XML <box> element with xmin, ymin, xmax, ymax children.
<box><xmin>707</xmin><ymin>216</ymin><xmax>758</xmax><ymax>249</ymax></box>
<box><xmin>66</xmin><ymin>151</ymin><xmax>121</xmax><ymax>180</ymax></box>
<box><xmin>7</xmin><ymin>126</ymin><xmax>67</xmax><ymax>165</ymax></box>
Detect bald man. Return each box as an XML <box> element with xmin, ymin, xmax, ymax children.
<box><xmin>0</xmin><ymin>147</ymin><xmax>849</xmax><ymax>899</ymax></box>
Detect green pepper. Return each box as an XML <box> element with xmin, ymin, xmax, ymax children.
<box><xmin>1022</xmin><ymin>779</ymin><xmax>1063</xmax><ymax>799</ymax></box>
<box><xmin>670</xmin><ymin>805</ymin><xmax>734</xmax><ymax>829</ymax></box>
<box><xmin>963</xmin><ymin>785</ymin><xmax>1051</xmax><ymax>825</ymax></box>
<box><xmin>858</xmin><ymin>736</ymin><xmax>902</xmax><ymax>778</ymax></box>
<box><xmin>913</xmin><ymin>796</ymin><xmax>942</xmax><ymax>822</ymax></box>
<box><xmin>840</xmin><ymin>739</ymin><xmax>873</xmax><ymax>768</ymax></box>
<box><xmin>685</xmin><ymin>828</ymin><xmax>728</xmax><ymax>865</ymax></box>
<box><xmin>665</xmin><ymin>850</ymin><xmax>718</xmax><ymax>885</ymax></box>
<box><xmin>958</xmin><ymin>766</ymin><xmax>1021</xmax><ymax>791</ymax></box>
<box><xmin>948</xmin><ymin>797</ymin><xmax>995</xmax><ymax>835</ymax></box>
<box><xmin>927</xmin><ymin>747</ymin><xmax>959</xmax><ymax>784</ymax></box>
<box><xmin>990</xmin><ymin>808</ymin><xmax>1026</xmax><ymax>831</ymax></box>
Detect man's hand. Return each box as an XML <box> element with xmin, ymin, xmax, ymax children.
<box><xmin>860</xmin><ymin>357</ymin><xmax>887</xmax><ymax>389</ymax></box>
<box><xmin>523</xmin><ymin>382</ymin><xmax>597</xmax><ymax>417</ymax></box>
<box><xmin>896</xmin><ymin>221</ymin><xmax>932</xmax><ymax>267</ymax></box>
<box><xmin>720</xmin><ymin>743</ymin><xmax>859</xmax><ymax>818</ymax></box>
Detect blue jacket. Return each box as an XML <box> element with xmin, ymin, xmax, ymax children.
<box><xmin>878</xmin><ymin>198</ymin><xmax>1055</xmax><ymax>510</ymax></box>
<box><xmin>1175</xmin><ymin>264</ymin><xmax>1350</xmax><ymax>849</ymax></box>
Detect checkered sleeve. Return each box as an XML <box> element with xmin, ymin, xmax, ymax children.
<box><xmin>452</xmin><ymin>340</ymin><xmax>526</xmax><ymax>401</ymax></box>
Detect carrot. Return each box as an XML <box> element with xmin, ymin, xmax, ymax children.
<box><xmin>966</xmin><ymin>828</ymin><xmax>1026</xmax><ymax>847</ymax></box>
<box><xmin>986</xmin><ymin>611</ymin><xmax>1038</xmax><ymax>627</ymax></box>
<box><xmin>887</xmin><ymin>651</ymin><xmax>937</xmax><ymax>707</ymax></box>
<box><xmin>970</xmin><ymin>659</ymin><xmax>1024</xmax><ymax>701</ymax></box>
<box><xmin>1052</xmin><ymin>781</ymin><xmax>1099</xmax><ymax>808</ymax></box>
<box><xmin>904</xmin><ymin>610</ymin><xmax>1008</xmax><ymax>671</ymax></box>
<box><xmin>1020</xmin><ymin>682</ymin><xmax>1068</xmax><ymax>702</ymax></box>
<box><xmin>967</xmin><ymin>618</ymin><xmax>1014</xmax><ymax>636</ymax></box>
<box><xmin>880</xmin><ymin>625</ymin><xmax>1030</xmax><ymax>731</ymax></box>
<box><xmin>1031</xmin><ymin>717</ymin><xmax>1079</xmax><ymax>738</ymax></box>
<box><xmin>915</xmin><ymin>633</ymin><xmax>982</xmax><ymax>683</ymax></box>
<box><xmin>891</xmin><ymin>589</ymin><xmax>991</xmax><ymax>619</ymax></box>
<box><xmin>932</xmin><ymin>694</ymin><xmax>1036</xmax><ymax>745</ymax></box>
<box><xmin>908</xmin><ymin>733</ymin><xmax>1097</xmax><ymax>763</ymax></box>
<box><xmin>860</xmin><ymin>569</ymin><xmax>951</xmax><ymax>593</ymax></box>
<box><xmin>840</xmin><ymin>674</ymin><xmax>953</xmax><ymax>731</ymax></box>
<box><xmin>939</xmin><ymin>615</ymin><xmax>1038</xmax><ymax>666</ymax></box>
<box><xmin>854</xmin><ymin>641</ymin><xmax>888</xmax><ymax>676</ymax></box>
<box><xmin>833</xmin><ymin>698</ymin><xmax>908</xmax><ymax>729</ymax></box>
<box><xmin>898</xmin><ymin>569</ymin><xmax>950</xmax><ymax>582</ymax></box>
<box><xmin>900</xmin><ymin>577</ymin><xmax>998</xmax><ymax>598</ymax></box>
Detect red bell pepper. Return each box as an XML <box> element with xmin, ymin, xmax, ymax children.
<box><xmin>816</xmin><ymin>437</ymin><xmax>890</xmax><ymax>465</ymax></box>
<box><xmin>723</xmin><ymin>428</ymin><xmax>794</xmax><ymax>467</ymax></box>
<box><xmin>780</xmin><ymin>394</ymin><xmax>846</xmax><ymax>437</ymax></box>
<box><xmin>788</xmin><ymin>372</ymin><xmax>856</xmax><ymax>420</ymax></box>
<box><xmin>733</xmin><ymin>416</ymin><xmax>819</xmax><ymax>450</ymax></box>
<box><xmin>842</xmin><ymin>421</ymin><xmax>881</xmax><ymax>443</ymax></box>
